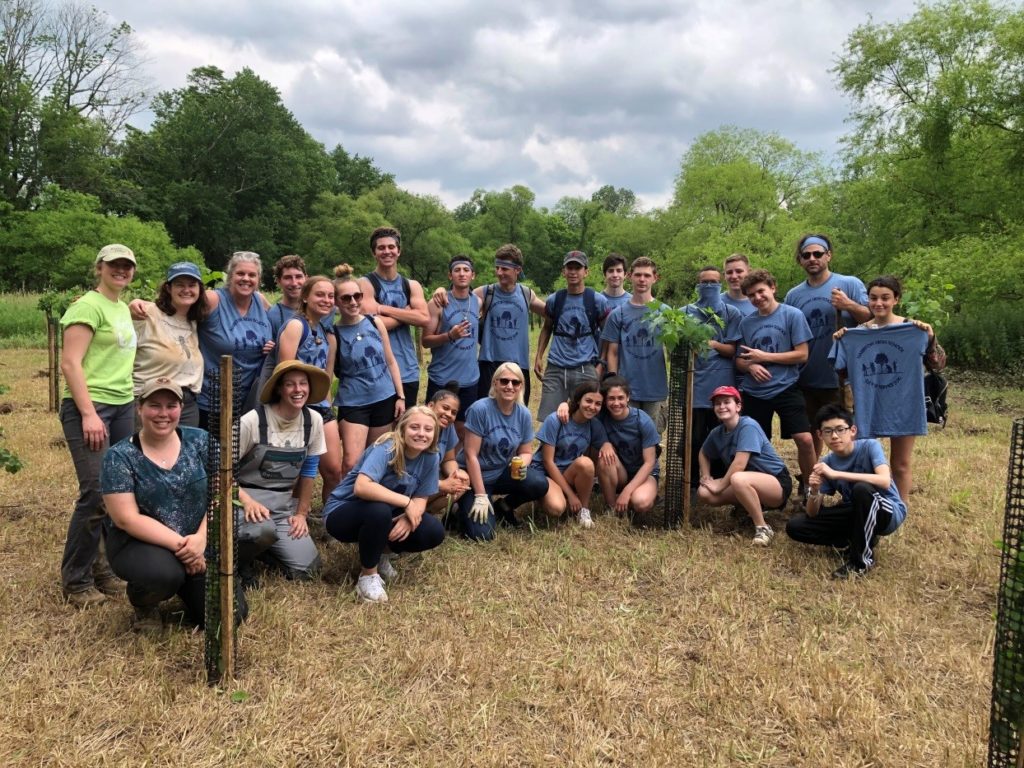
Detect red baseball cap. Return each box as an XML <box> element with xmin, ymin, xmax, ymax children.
<box><xmin>710</xmin><ymin>385</ymin><xmax>742</xmax><ymax>403</ymax></box>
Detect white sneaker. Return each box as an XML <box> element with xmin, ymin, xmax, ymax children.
<box><xmin>377</xmin><ymin>554</ymin><xmax>398</xmax><ymax>583</ymax></box>
<box><xmin>578</xmin><ymin>507</ymin><xmax>594</xmax><ymax>529</ymax></box>
<box><xmin>356</xmin><ymin>573</ymin><xmax>389</xmax><ymax>603</ymax></box>
<box><xmin>752</xmin><ymin>525</ymin><xmax>775</xmax><ymax>547</ymax></box>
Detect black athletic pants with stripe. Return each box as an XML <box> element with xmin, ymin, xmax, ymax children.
<box><xmin>785</xmin><ymin>482</ymin><xmax>893</xmax><ymax>568</ymax></box>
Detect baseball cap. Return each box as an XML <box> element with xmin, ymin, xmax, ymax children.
<box><xmin>139</xmin><ymin>377</ymin><xmax>183</xmax><ymax>402</ymax></box>
<box><xmin>563</xmin><ymin>251</ymin><xmax>588</xmax><ymax>267</ymax></box>
<box><xmin>166</xmin><ymin>262</ymin><xmax>203</xmax><ymax>283</ymax></box>
<box><xmin>95</xmin><ymin>244</ymin><xmax>136</xmax><ymax>265</ymax></box>
<box><xmin>710</xmin><ymin>385</ymin><xmax>742</xmax><ymax>403</ymax></box>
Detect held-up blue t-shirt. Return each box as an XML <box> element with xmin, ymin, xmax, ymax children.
<box><xmin>829</xmin><ymin>323</ymin><xmax>929</xmax><ymax>438</ymax></box>
<box><xmin>478</xmin><ymin>284</ymin><xmax>534</xmax><ymax>369</ymax></box>
<box><xmin>333</xmin><ymin>316</ymin><xmax>396</xmax><ymax>408</ymax></box>
<box><xmin>326</xmin><ymin>439</ymin><xmax>440</xmax><ymax>513</ymax></box>
<box><xmin>784</xmin><ymin>274</ymin><xmax>868</xmax><ymax>389</ymax></box>
<box><xmin>458</xmin><ymin>398</ymin><xmax>534</xmax><ymax>483</ymax></box>
<box><xmin>370</xmin><ymin>273</ymin><xmax>419</xmax><ymax>384</ymax></box>
<box><xmin>531</xmin><ymin>412</ymin><xmax>609</xmax><ymax>472</ymax></box>
<box><xmin>428</xmin><ymin>291</ymin><xmax>480</xmax><ymax>388</ymax></box>
<box><xmin>544</xmin><ymin>290</ymin><xmax>608</xmax><ymax>368</ymax></box>
<box><xmin>820</xmin><ymin>438</ymin><xmax>906</xmax><ymax>534</ymax></box>
<box><xmin>198</xmin><ymin>288</ymin><xmax>272</xmax><ymax>410</ymax></box>
<box><xmin>700</xmin><ymin>416</ymin><xmax>787</xmax><ymax>477</ymax></box>
<box><xmin>601</xmin><ymin>302</ymin><xmax>668</xmax><ymax>402</ymax></box>
<box><xmin>721</xmin><ymin>293</ymin><xmax>756</xmax><ymax>317</ymax></box>
<box><xmin>684</xmin><ymin>302</ymin><xmax>744</xmax><ymax>408</ymax></box>
<box><xmin>738</xmin><ymin>303</ymin><xmax>813</xmax><ymax>400</ymax></box>
<box><xmin>600</xmin><ymin>407</ymin><xmax>661</xmax><ymax>478</ymax></box>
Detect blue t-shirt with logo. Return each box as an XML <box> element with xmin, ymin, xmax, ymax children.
<box><xmin>784</xmin><ymin>274</ymin><xmax>868</xmax><ymax>389</ymax></box>
<box><xmin>820</xmin><ymin>438</ymin><xmax>906</xmax><ymax>534</ymax></box>
<box><xmin>829</xmin><ymin>323</ymin><xmax>929</xmax><ymax>438</ymax></box>
<box><xmin>370</xmin><ymin>273</ymin><xmax>419</xmax><ymax>384</ymax></box>
<box><xmin>684</xmin><ymin>302</ymin><xmax>744</xmax><ymax>408</ymax></box>
<box><xmin>597</xmin><ymin>291</ymin><xmax>632</xmax><ymax>345</ymax></box>
<box><xmin>738</xmin><ymin>303</ymin><xmax>813</xmax><ymax>400</ymax></box>
<box><xmin>721</xmin><ymin>292</ymin><xmax>756</xmax><ymax>317</ymax></box>
<box><xmin>428</xmin><ymin>291</ymin><xmax>480</xmax><ymax>388</ymax></box>
<box><xmin>478</xmin><ymin>284</ymin><xmax>534</xmax><ymax>369</ymax></box>
<box><xmin>531</xmin><ymin>412</ymin><xmax>609</xmax><ymax>472</ymax></box>
<box><xmin>333</xmin><ymin>316</ymin><xmax>396</xmax><ymax>408</ymax></box>
<box><xmin>198</xmin><ymin>288</ymin><xmax>273</xmax><ymax>410</ymax></box>
<box><xmin>458</xmin><ymin>398</ymin><xmax>535</xmax><ymax>483</ymax></box>
<box><xmin>545</xmin><ymin>290</ymin><xmax>608</xmax><ymax>368</ymax></box>
<box><xmin>599</xmin><ymin>407</ymin><xmax>661</xmax><ymax>478</ymax></box>
<box><xmin>700</xmin><ymin>415</ymin><xmax>787</xmax><ymax>477</ymax></box>
<box><xmin>601</xmin><ymin>302</ymin><xmax>668</xmax><ymax>402</ymax></box>
<box><xmin>326</xmin><ymin>438</ymin><xmax>440</xmax><ymax>515</ymax></box>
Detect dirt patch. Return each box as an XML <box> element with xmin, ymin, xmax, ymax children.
<box><xmin>0</xmin><ymin>403</ymin><xmax>14</xmax><ymax>415</ymax></box>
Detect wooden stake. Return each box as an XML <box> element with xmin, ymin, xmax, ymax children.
<box><xmin>47</xmin><ymin>318</ymin><xmax>59</xmax><ymax>412</ymax></box>
<box><xmin>217</xmin><ymin>355</ymin><xmax>235</xmax><ymax>681</ymax></box>
<box><xmin>682</xmin><ymin>347</ymin><xmax>696</xmax><ymax>526</ymax></box>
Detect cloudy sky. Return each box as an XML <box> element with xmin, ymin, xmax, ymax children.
<box><xmin>96</xmin><ymin>0</ymin><xmax>919</xmax><ymax>210</ymax></box>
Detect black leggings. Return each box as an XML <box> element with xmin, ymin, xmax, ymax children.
<box><xmin>785</xmin><ymin>482</ymin><xmax>893</xmax><ymax>567</ymax></box>
<box><xmin>325</xmin><ymin>500</ymin><xmax>446</xmax><ymax>569</ymax></box>
<box><xmin>106</xmin><ymin>526</ymin><xmax>248</xmax><ymax>628</ymax></box>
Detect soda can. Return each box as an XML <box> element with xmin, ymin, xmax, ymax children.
<box><xmin>510</xmin><ymin>456</ymin><xmax>526</xmax><ymax>481</ymax></box>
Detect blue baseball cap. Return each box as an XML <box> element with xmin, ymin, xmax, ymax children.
<box><xmin>166</xmin><ymin>262</ymin><xmax>203</xmax><ymax>282</ymax></box>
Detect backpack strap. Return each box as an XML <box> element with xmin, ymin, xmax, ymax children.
<box><xmin>478</xmin><ymin>284</ymin><xmax>496</xmax><ymax>344</ymax></box>
<box><xmin>302</xmin><ymin>406</ymin><xmax>312</xmax><ymax>445</ymax></box>
<box><xmin>256</xmin><ymin>404</ymin><xmax>269</xmax><ymax>445</ymax></box>
<box><xmin>365</xmin><ymin>271</ymin><xmax>411</xmax><ymax>306</ymax></box>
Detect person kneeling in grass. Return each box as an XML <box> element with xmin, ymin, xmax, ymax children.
<box><xmin>698</xmin><ymin>386</ymin><xmax>793</xmax><ymax>547</ymax></box>
<box><xmin>786</xmin><ymin>404</ymin><xmax>908</xmax><ymax>579</ymax></box>
<box><xmin>323</xmin><ymin>406</ymin><xmax>446</xmax><ymax>603</ymax></box>
<box><xmin>536</xmin><ymin>381</ymin><xmax>610</xmax><ymax>529</ymax></box>
<box><xmin>424</xmin><ymin>384</ymin><xmax>471</xmax><ymax>517</ymax></box>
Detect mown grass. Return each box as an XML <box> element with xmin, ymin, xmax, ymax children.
<box><xmin>0</xmin><ymin>347</ymin><xmax>1020</xmax><ymax>766</ymax></box>
<box><xmin>0</xmin><ymin>293</ymin><xmax>47</xmax><ymax>348</ymax></box>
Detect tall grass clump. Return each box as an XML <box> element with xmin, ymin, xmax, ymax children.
<box><xmin>0</xmin><ymin>293</ymin><xmax>46</xmax><ymax>348</ymax></box>
<box><xmin>943</xmin><ymin>303</ymin><xmax>1024</xmax><ymax>375</ymax></box>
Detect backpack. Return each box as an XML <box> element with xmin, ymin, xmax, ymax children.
<box><xmin>479</xmin><ymin>283</ymin><xmax>531</xmax><ymax>344</ymax></box>
<box><xmin>550</xmin><ymin>287</ymin><xmax>601</xmax><ymax>340</ymax></box>
<box><xmin>365</xmin><ymin>272</ymin><xmax>411</xmax><ymax>307</ymax></box>
<box><xmin>924</xmin><ymin>371</ymin><xmax>948</xmax><ymax>427</ymax></box>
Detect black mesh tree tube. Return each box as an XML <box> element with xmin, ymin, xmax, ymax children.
<box><xmin>642</xmin><ymin>344</ymin><xmax>693</xmax><ymax>529</ymax></box>
<box><xmin>205</xmin><ymin>357</ymin><xmax>243</xmax><ymax>684</ymax></box>
<box><xmin>990</xmin><ymin>417</ymin><xmax>1024</xmax><ymax>767</ymax></box>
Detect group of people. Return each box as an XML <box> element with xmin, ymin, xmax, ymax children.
<box><xmin>55</xmin><ymin>228</ymin><xmax>942</xmax><ymax>631</ymax></box>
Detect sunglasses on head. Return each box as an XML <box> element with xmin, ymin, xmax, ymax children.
<box><xmin>338</xmin><ymin>292</ymin><xmax>363</xmax><ymax>303</ymax></box>
<box><xmin>498</xmin><ymin>377</ymin><xmax>522</xmax><ymax>387</ymax></box>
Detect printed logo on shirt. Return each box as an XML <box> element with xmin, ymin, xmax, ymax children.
<box><xmin>480</xmin><ymin>423</ymin><xmax>520</xmax><ymax>468</ymax></box>
<box><xmin>489</xmin><ymin>294</ymin><xmax>522</xmax><ymax>342</ymax></box>
<box><xmin>799</xmin><ymin>297</ymin><xmax>835</xmax><ymax>340</ymax></box>
<box><xmin>623</xmin><ymin>320</ymin><xmax>659</xmax><ymax>360</ymax></box>
<box><xmin>340</xmin><ymin>327</ymin><xmax>389</xmax><ymax>381</ymax></box>
<box><xmin>234</xmin><ymin>316</ymin><xmax>268</xmax><ymax>352</ymax></box>
<box><xmin>855</xmin><ymin>339</ymin><xmax>907</xmax><ymax>390</ymax></box>
<box><xmin>557</xmin><ymin>305</ymin><xmax>589</xmax><ymax>346</ymax></box>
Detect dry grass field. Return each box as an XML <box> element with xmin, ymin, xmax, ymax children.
<box><xmin>0</xmin><ymin>347</ymin><xmax>1019</xmax><ymax>767</ymax></box>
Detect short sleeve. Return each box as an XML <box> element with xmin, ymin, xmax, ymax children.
<box><xmin>733</xmin><ymin>421</ymin><xmax>765</xmax><ymax>455</ymax></box>
<box><xmin>639</xmin><ymin>412</ymin><xmax>659</xmax><ymax>448</ymax></box>
<box><xmin>100</xmin><ymin>444</ymin><xmax>137</xmax><ymax>495</ymax></box>
<box><xmin>413</xmin><ymin>453</ymin><xmax>440</xmax><ymax>497</ymax></box>
<box><xmin>237</xmin><ymin>410</ymin><xmax>258</xmax><ymax>458</ymax></box>
<box><xmin>601</xmin><ymin>307</ymin><xmax>621</xmax><ymax>342</ymax></box>
<box><xmin>60</xmin><ymin>295</ymin><xmax>103</xmax><ymax>332</ymax></box>
<box><xmin>536</xmin><ymin>413</ymin><xmax>560</xmax><ymax>447</ymax></box>
<box><xmin>464</xmin><ymin>401</ymin><xmax>488</xmax><ymax>438</ymax></box>
<box><xmin>830</xmin><ymin>338</ymin><xmax>846</xmax><ymax>371</ymax></box>
<box><xmin>866</xmin><ymin>439</ymin><xmax>888</xmax><ymax>469</ymax></box>
<box><xmin>790</xmin><ymin>308</ymin><xmax>813</xmax><ymax>346</ymax></box>
<box><xmin>517</xmin><ymin>406</ymin><xmax>535</xmax><ymax>446</ymax></box>
<box><xmin>357</xmin><ymin>443</ymin><xmax>392</xmax><ymax>484</ymax></box>
<box><xmin>308</xmin><ymin>413</ymin><xmax>327</xmax><ymax>456</ymax></box>
<box><xmin>589</xmin><ymin>418</ymin><xmax>608</xmax><ymax>448</ymax></box>
<box><xmin>722</xmin><ymin>307</ymin><xmax>743</xmax><ymax>343</ymax></box>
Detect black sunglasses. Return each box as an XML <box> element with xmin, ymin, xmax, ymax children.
<box><xmin>338</xmin><ymin>292</ymin><xmax>363</xmax><ymax>303</ymax></box>
<box><xmin>498</xmin><ymin>377</ymin><xmax>522</xmax><ymax>387</ymax></box>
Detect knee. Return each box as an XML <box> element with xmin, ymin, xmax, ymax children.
<box><xmin>465</xmin><ymin>521</ymin><xmax>496</xmax><ymax>542</ymax></box>
<box><xmin>283</xmin><ymin>553</ymin><xmax>321</xmax><ymax>581</ymax></box>
<box><xmin>793</xmin><ymin>433</ymin><xmax>814</xmax><ymax>451</ymax></box>
<box><xmin>851</xmin><ymin>482</ymin><xmax>875</xmax><ymax>502</ymax></box>
<box><xmin>127</xmin><ymin>566</ymin><xmax>185</xmax><ymax>607</ymax></box>
<box><xmin>632</xmin><ymin>494</ymin><xmax>655</xmax><ymax>514</ymax></box>
<box><xmin>240</xmin><ymin>519</ymin><xmax>277</xmax><ymax>550</ymax></box>
<box><xmin>574</xmin><ymin>456</ymin><xmax>595</xmax><ymax>475</ymax></box>
<box><xmin>321</xmin><ymin>465</ymin><xmax>342</xmax><ymax>488</ymax></box>
<box><xmin>785</xmin><ymin>515</ymin><xmax>812</xmax><ymax>542</ymax></box>
<box><xmin>521</xmin><ymin>471</ymin><xmax>549</xmax><ymax>500</ymax></box>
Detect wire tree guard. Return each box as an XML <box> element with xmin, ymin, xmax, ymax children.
<box><xmin>205</xmin><ymin>356</ymin><xmax>243</xmax><ymax>684</ymax></box>
<box><xmin>990</xmin><ymin>416</ymin><xmax>1024</xmax><ymax>767</ymax></box>
<box><xmin>653</xmin><ymin>345</ymin><xmax>695</xmax><ymax>529</ymax></box>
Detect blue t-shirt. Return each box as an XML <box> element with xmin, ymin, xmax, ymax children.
<box><xmin>721</xmin><ymin>292</ymin><xmax>756</xmax><ymax>317</ymax></box>
<box><xmin>544</xmin><ymin>290</ymin><xmax>608</xmax><ymax>368</ymax></box>
<box><xmin>700</xmin><ymin>416</ymin><xmax>787</xmax><ymax>477</ymax></box>
<box><xmin>101</xmin><ymin>427</ymin><xmax>208</xmax><ymax>536</ymax></box>
<box><xmin>333</xmin><ymin>316</ymin><xmax>396</xmax><ymax>408</ymax></box>
<box><xmin>198</xmin><ymin>288</ymin><xmax>273</xmax><ymax>410</ymax></box>
<box><xmin>438</xmin><ymin>422</ymin><xmax>459</xmax><ymax>459</ymax></box>
<box><xmin>369</xmin><ymin>273</ymin><xmax>419</xmax><ymax>384</ymax></box>
<box><xmin>820</xmin><ymin>439</ymin><xmax>906</xmax><ymax>534</ymax></box>
<box><xmin>784</xmin><ymin>274</ymin><xmax>868</xmax><ymax>389</ymax></box>
<box><xmin>428</xmin><ymin>291</ymin><xmax>480</xmax><ymax>388</ymax></box>
<box><xmin>738</xmin><ymin>303</ymin><xmax>813</xmax><ymax>399</ymax></box>
<box><xmin>829</xmin><ymin>323</ymin><xmax>929</xmax><ymax>438</ymax></box>
<box><xmin>601</xmin><ymin>302</ymin><xmax>668</xmax><ymax>402</ymax></box>
<box><xmin>326</xmin><ymin>439</ymin><xmax>440</xmax><ymax>512</ymax></box>
<box><xmin>597</xmin><ymin>291</ymin><xmax>632</xmax><ymax>345</ymax></box>
<box><xmin>531</xmin><ymin>412</ymin><xmax>609</xmax><ymax>472</ymax></box>
<box><xmin>684</xmin><ymin>301</ymin><xmax>744</xmax><ymax>408</ymax></box>
<box><xmin>458</xmin><ymin>398</ymin><xmax>534</xmax><ymax>484</ymax></box>
<box><xmin>599</xmin><ymin>407</ymin><xmax>661</xmax><ymax>477</ymax></box>
<box><xmin>478</xmin><ymin>283</ymin><xmax>534</xmax><ymax>369</ymax></box>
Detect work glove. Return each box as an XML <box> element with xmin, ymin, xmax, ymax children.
<box><xmin>469</xmin><ymin>494</ymin><xmax>492</xmax><ymax>524</ymax></box>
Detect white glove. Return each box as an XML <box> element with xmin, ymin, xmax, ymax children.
<box><xmin>469</xmin><ymin>494</ymin><xmax>492</xmax><ymax>524</ymax></box>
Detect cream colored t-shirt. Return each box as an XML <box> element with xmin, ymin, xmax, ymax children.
<box><xmin>238</xmin><ymin>405</ymin><xmax>327</xmax><ymax>458</ymax></box>
<box><xmin>132</xmin><ymin>303</ymin><xmax>203</xmax><ymax>395</ymax></box>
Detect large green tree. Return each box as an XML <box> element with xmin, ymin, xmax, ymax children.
<box><xmin>121</xmin><ymin>66</ymin><xmax>333</xmax><ymax>270</ymax></box>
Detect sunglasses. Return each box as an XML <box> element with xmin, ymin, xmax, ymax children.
<box><xmin>338</xmin><ymin>292</ymin><xmax>363</xmax><ymax>303</ymax></box>
<box><xmin>498</xmin><ymin>377</ymin><xmax>522</xmax><ymax>388</ymax></box>
<box><xmin>800</xmin><ymin>250</ymin><xmax>828</xmax><ymax>261</ymax></box>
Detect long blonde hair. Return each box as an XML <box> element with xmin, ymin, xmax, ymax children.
<box><xmin>372</xmin><ymin>406</ymin><xmax>440</xmax><ymax>477</ymax></box>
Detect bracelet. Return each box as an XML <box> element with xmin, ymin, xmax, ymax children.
<box><xmin>807</xmin><ymin>489</ymin><xmax>820</xmax><ymax>499</ymax></box>
<box><xmin>396</xmin><ymin>395</ymin><xmax>405</xmax><ymax>400</ymax></box>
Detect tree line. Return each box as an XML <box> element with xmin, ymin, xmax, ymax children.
<box><xmin>1</xmin><ymin>0</ymin><xmax>1022</xmax><ymax>370</ymax></box>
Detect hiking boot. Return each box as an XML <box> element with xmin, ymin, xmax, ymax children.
<box><xmin>752</xmin><ymin>525</ymin><xmax>775</xmax><ymax>547</ymax></box>
<box><xmin>377</xmin><ymin>554</ymin><xmax>398</xmax><ymax>583</ymax></box>
<box><xmin>132</xmin><ymin>606</ymin><xmax>163</xmax><ymax>634</ymax></box>
<box><xmin>94</xmin><ymin>572</ymin><xmax>126</xmax><ymax>597</ymax></box>
<box><xmin>578</xmin><ymin>507</ymin><xmax>594</xmax><ymax>529</ymax></box>
<box><xmin>494</xmin><ymin>498</ymin><xmax>522</xmax><ymax>528</ymax></box>
<box><xmin>356</xmin><ymin>573</ymin><xmax>388</xmax><ymax>603</ymax></box>
<box><xmin>831</xmin><ymin>560</ymin><xmax>871</xmax><ymax>580</ymax></box>
<box><xmin>64</xmin><ymin>586</ymin><xmax>107</xmax><ymax>608</ymax></box>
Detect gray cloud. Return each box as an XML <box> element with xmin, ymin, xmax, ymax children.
<box><xmin>99</xmin><ymin>0</ymin><xmax>920</xmax><ymax>209</ymax></box>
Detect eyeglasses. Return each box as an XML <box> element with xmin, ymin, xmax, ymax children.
<box><xmin>800</xmin><ymin>250</ymin><xmax>828</xmax><ymax>261</ymax></box>
<box><xmin>498</xmin><ymin>377</ymin><xmax>522</xmax><ymax>388</ymax></box>
<box><xmin>820</xmin><ymin>426</ymin><xmax>851</xmax><ymax>437</ymax></box>
<box><xmin>338</xmin><ymin>292</ymin><xmax>363</xmax><ymax>303</ymax></box>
